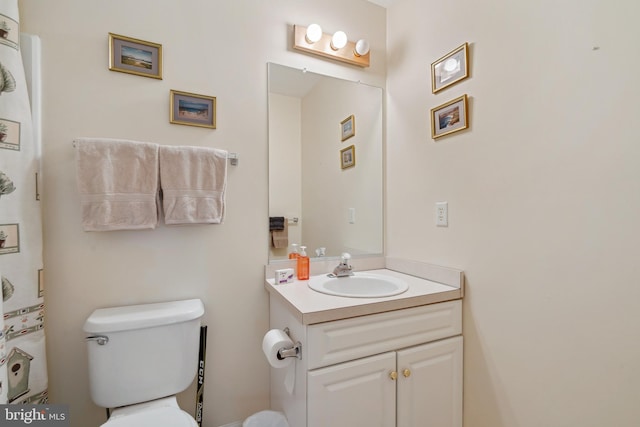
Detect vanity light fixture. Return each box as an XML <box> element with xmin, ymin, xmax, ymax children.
<box><xmin>293</xmin><ymin>24</ymin><xmax>370</xmax><ymax>68</ymax></box>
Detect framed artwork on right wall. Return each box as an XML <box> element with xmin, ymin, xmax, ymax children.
<box><xmin>431</xmin><ymin>94</ymin><xmax>469</xmax><ymax>139</ymax></box>
<box><xmin>431</xmin><ymin>43</ymin><xmax>469</xmax><ymax>93</ymax></box>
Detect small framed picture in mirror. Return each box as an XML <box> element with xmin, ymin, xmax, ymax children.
<box><xmin>340</xmin><ymin>145</ymin><xmax>356</xmax><ymax>169</ymax></box>
<box><xmin>341</xmin><ymin>114</ymin><xmax>355</xmax><ymax>141</ymax></box>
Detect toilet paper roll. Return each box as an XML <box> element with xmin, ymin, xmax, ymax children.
<box><xmin>262</xmin><ymin>329</ymin><xmax>295</xmax><ymax>369</ymax></box>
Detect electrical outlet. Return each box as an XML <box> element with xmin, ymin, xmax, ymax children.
<box><xmin>348</xmin><ymin>208</ymin><xmax>356</xmax><ymax>224</ymax></box>
<box><xmin>436</xmin><ymin>202</ymin><xmax>448</xmax><ymax>227</ymax></box>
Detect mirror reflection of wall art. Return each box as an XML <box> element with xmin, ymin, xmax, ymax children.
<box><xmin>431</xmin><ymin>94</ymin><xmax>469</xmax><ymax>139</ymax></box>
<box><xmin>0</xmin><ymin>118</ymin><xmax>20</xmax><ymax>151</ymax></box>
<box><xmin>341</xmin><ymin>114</ymin><xmax>355</xmax><ymax>141</ymax></box>
<box><xmin>340</xmin><ymin>145</ymin><xmax>356</xmax><ymax>169</ymax></box>
<box><xmin>0</xmin><ymin>223</ymin><xmax>19</xmax><ymax>255</ymax></box>
<box><xmin>431</xmin><ymin>43</ymin><xmax>469</xmax><ymax>93</ymax></box>
<box><xmin>109</xmin><ymin>33</ymin><xmax>163</xmax><ymax>79</ymax></box>
<box><xmin>170</xmin><ymin>90</ymin><xmax>217</xmax><ymax>129</ymax></box>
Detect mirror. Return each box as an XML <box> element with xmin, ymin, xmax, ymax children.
<box><xmin>268</xmin><ymin>63</ymin><xmax>383</xmax><ymax>261</ymax></box>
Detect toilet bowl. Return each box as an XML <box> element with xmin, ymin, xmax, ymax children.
<box><xmin>84</xmin><ymin>299</ymin><xmax>204</xmax><ymax>427</ymax></box>
<box><xmin>100</xmin><ymin>396</ymin><xmax>197</xmax><ymax>427</ymax></box>
<box><xmin>243</xmin><ymin>410</ymin><xmax>289</xmax><ymax>427</ymax></box>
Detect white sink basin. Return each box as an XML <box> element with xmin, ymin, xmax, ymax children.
<box><xmin>308</xmin><ymin>272</ymin><xmax>409</xmax><ymax>298</ymax></box>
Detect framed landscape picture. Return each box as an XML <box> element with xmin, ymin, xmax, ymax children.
<box><xmin>109</xmin><ymin>33</ymin><xmax>163</xmax><ymax>79</ymax></box>
<box><xmin>170</xmin><ymin>90</ymin><xmax>217</xmax><ymax>129</ymax></box>
<box><xmin>431</xmin><ymin>94</ymin><xmax>468</xmax><ymax>139</ymax></box>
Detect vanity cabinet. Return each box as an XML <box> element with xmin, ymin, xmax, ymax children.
<box><xmin>308</xmin><ymin>351</ymin><xmax>396</xmax><ymax>426</ymax></box>
<box><xmin>308</xmin><ymin>337</ymin><xmax>462</xmax><ymax>427</ymax></box>
<box><xmin>269</xmin><ymin>297</ymin><xmax>463</xmax><ymax>427</ymax></box>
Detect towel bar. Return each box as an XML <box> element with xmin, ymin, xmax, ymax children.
<box><xmin>72</xmin><ymin>141</ymin><xmax>239</xmax><ymax>166</ymax></box>
<box><xmin>227</xmin><ymin>152</ymin><xmax>239</xmax><ymax>165</ymax></box>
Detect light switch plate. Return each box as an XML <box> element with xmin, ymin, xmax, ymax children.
<box><xmin>436</xmin><ymin>202</ymin><xmax>448</xmax><ymax>227</ymax></box>
<box><xmin>348</xmin><ymin>208</ymin><xmax>356</xmax><ymax>224</ymax></box>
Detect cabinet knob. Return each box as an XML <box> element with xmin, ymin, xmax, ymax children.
<box><xmin>403</xmin><ymin>369</ymin><xmax>411</xmax><ymax>378</ymax></box>
<box><xmin>389</xmin><ymin>371</ymin><xmax>398</xmax><ymax>380</ymax></box>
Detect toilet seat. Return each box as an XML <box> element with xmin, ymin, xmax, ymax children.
<box><xmin>101</xmin><ymin>397</ymin><xmax>198</xmax><ymax>427</ymax></box>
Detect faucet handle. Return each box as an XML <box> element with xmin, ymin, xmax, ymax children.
<box><xmin>341</xmin><ymin>253</ymin><xmax>351</xmax><ymax>263</ymax></box>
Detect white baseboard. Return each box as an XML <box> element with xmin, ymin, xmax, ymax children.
<box><xmin>218</xmin><ymin>422</ymin><xmax>242</xmax><ymax>427</ymax></box>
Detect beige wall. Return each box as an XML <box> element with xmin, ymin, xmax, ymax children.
<box><xmin>387</xmin><ymin>0</ymin><xmax>640</xmax><ymax>426</ymax></box>
<box><xmin>19</xmin><ymin>1</ymin><xmax>386</xmax><ymax>426</ymax></box>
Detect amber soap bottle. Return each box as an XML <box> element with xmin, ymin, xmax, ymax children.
<box><xmin>297</xmin><ymin>246</ymin><xmax>310</xmax><ymax>280</ymax></box>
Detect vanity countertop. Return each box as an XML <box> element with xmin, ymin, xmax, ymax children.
<box><xmin>264</xmin><ymin>261</ymin><xmax>464</xmax><ymax>325</ymax></box>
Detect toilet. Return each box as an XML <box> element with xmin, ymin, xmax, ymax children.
<box><xmin>84</xmin><ymin>299</ymin><xmax>205</xmax><ymax>427</ymax></box>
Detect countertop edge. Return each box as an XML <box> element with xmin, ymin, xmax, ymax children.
<box><xmin>264</xmin><ymin>259</ymin><xmax>465</xmax><ymax>325</ymax></box>
<box><xmin>264</xmin><ymin>281</ymin><xmax>305</xmax><ymax>324</ymax></box>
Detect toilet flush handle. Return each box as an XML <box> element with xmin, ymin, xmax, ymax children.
<box><xmin>86</xmin><ymin>335</ymin><xmax>109</xmax><ymax>345</ymax></box>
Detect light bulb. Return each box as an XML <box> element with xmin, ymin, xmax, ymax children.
<box><xmin>354</xmin><ymin>39</ymin><xmax>370</xmax><ymax>57</ymax></box>
<box><xmin>305</xmin><ymin>24</ymin><xmax>322</xmax><ymax>44</ymax></box>
<box><xmin>331</xmin><ymin>31</ymin><xmax>347</xmax><ymax>50</ymax></box>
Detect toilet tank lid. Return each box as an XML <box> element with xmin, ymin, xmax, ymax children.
<box><xmin>83</xmin><ymin>299</ymin><xmax>204</xmax><ymax>334</ymax></box>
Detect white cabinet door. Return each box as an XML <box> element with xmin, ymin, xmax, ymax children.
<box><xmin>396</xmin><ymin>336</ymin><xmax>463</xmax><ymax>427</ymax></box>
<box><xmin>308</xmin><ymin>352</ymin><xmax>397</xmax><ymax>427</ymax></box>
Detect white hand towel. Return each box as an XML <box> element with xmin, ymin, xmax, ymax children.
<box><xmin>159</xmin><ymin>145</ymin><xmax>228</xmax><ymax>225</ymax></box>
<box><xmin>75</xmin><ymin>138</ymin><xmax>160</xmax><ymax>231</ymax></box>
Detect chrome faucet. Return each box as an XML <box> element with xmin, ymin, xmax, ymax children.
<box><xmin>332</xmin><ymin>253</ymin><xmax>354</xmax><ymax>277</ymax></box>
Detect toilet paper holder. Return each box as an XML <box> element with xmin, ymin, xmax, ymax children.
<box><xmin>277</xmin><ymin>328</ymin><xmax>302</xmax><ymax>360</ymax></box>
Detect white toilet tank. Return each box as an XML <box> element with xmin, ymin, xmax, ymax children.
<box><xmin>84</xmin><ymin>299</ymin><xmax>205</xmax><ymax>408</ymax></box>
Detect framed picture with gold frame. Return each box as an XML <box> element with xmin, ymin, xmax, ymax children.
<box><xmin>170</xmin><ymin>90</ymin><xmax>217</xmax><ymax>129</ymax></box>
<box><xmin>431</xmin><ymin>94</ymin><xmax>468</xmax><ymax>139</ymax></box>
<box><xmin>109</xmin><ymin>33</ymin><xmax>163</xmax><ymax>79</ymax></box>
<box><xmin>340</xmin><ymin>145</ymin><xmax>356</xmax><ymax>169</ymax></box>
<box><xmin>431</xmin><ymin>43</ymin><xmax>469</xmax><ymax>93</ymax></box>
<box><xmin>341</xmin><ymin>114</ymin><xmax>355</xmax><ymax>141</ymax></box>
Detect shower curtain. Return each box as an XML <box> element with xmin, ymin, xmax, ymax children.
<box><xmin>0</xmin><ymin>0</ymin><xmax>47</xmax><ymax>404</ymax></box>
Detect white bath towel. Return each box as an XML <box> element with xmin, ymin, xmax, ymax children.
<box><xmin>159</xmin><ymin>145</ymin><xmax>228</xmax><ymax>225</ymax></box>
<box><xmin>75</xmin><ymin>138</ymin><xmax>160</xmax><ymax>231</ymax></box>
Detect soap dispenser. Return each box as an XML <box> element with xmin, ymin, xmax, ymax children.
<box><xmin>297</xmin><ymin>246</ymin><xmax>310</xmax><ymax>280</ymax></box>
<box><xmin>288</xmin><ymin>243</ymin><xmax>300</xmax><ymax>259</ymax></box>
